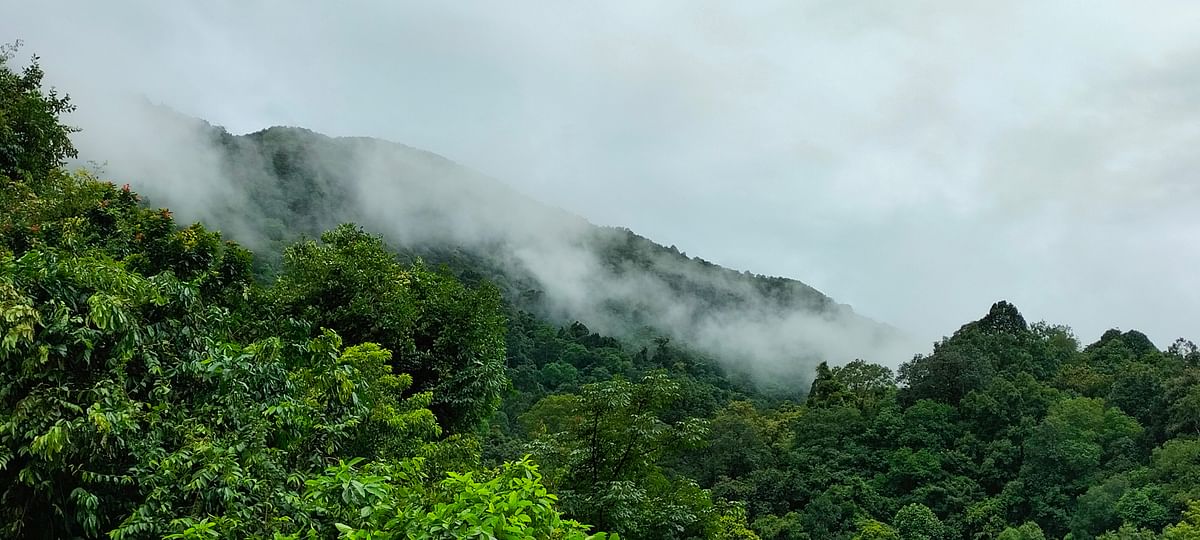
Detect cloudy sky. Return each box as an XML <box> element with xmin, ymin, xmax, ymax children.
<box><xmin>4</xmin><ymin>1</ymin><xmax>1199</xmax><ymax>348</ymax></box>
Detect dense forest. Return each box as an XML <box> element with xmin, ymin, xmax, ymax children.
<box><xmin>3</xmin><ymin>48</ymin><xmax>1200</xmax><ymax>539</ymax></box>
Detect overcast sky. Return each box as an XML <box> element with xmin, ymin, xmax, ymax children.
<box><xmin>4</xmin><ymin>1</ymin><xmax>1199</xmax><ymax>348</ymax></box>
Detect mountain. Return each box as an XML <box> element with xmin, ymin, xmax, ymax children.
<box><xmin>72</xmin><ymin>104</ymin><xmax>914</xmax><ymax>387</ymax></box>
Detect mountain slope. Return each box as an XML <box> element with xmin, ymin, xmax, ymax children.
<box><xmin>73</xmin><ymin>106</ymin><xmax>914</xmax><ymax>386</ymax></box>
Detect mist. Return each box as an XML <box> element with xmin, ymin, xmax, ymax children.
<box><xmin>348</xmin><ymin>134</ymin><xmax>922</xmax><ymax>381</ymax></box>
<box><xmin>56</xmin><ymin>99</ymin><xmax>915</xmax><ymax>384</ymax></box>
<box><xmin>4</xmin><ymin>1</ymin><xmax>1199</xmax><ymax>361</ymax></box>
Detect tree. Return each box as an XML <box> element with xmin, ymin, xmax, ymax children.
<box><xmin>1164</xmin><ymin>368</ymin><xmax>1200</xmax><ymax>438</ymax></box>
<box><xmin>687</xmin><ymin>400</ymin><xmax>775</xmax><ymax>485</ymax></box>
<box><xmin>1149</xmin><ymin>439</ymin><xmax>1200</xmax><ymax>510</ymax></box>
<box><xmin>892</xmin><ymin>503</ymin><xmax>946</xmax><ymax>540</ymax></box>
<box><xmin>710</xmin><ymin>503</ymin><xmax>762</xmax><ymax>540</ymax></box>
<box><xmin>898</xmin><ymin>302</ymin><xmax>1033</xmax><ymax>405</ymax></box>
<box><xmin>1167</xmin><ymin>339</ymin><xmax>1200</xmax><ymax>367</ymax></box>
<box><xmin>1061</xmin><ymin>329</ymin><xmax>1160</xmax><ymax>399</ymax></box>
<box><xmin>855</xmin><ymin>520</ymin><xmax>900</xmax><ymax>540</ymax></box>
<box><xmin>997</xmin><ymin>522</ymin><xmax>1046</xmax><ymax>540</ymax></box>
<box><xmin>0</xmin><ymin>42</ymin><xmax>77</xmax><ymax>182</ymax></box>
<box><xmin>834</xmin><ymin>360</ymin><xmax>897</xmax><ymax>410</ymax></box>
<box><xmin>1071</xmin><ymin>474</ymin><xmax>1138</xmax><ymax>539</ymax></box>
<box><xmin>1163</xmin><ymin>501</ymin><xmax>1200</xmax><ymax>540</ymax></box>
<box><xmin>959</xmin><ymin>372</ymin><xmax>1058</xmax><ymax>442</ymax></box>
<box><xmin>1115</xmin><ymin>487</ymin><xmax>1169</xmax><ymax>531</ymax></box>
<box><xmin>807</xmin><ymin>361</ymin><xmax>851</xmax><ymax>407</ymax></box>
<box><xmin>1096</xmin><ymin>524</ymin><xmax>1160</xmax><ymax>540</ymax></box>
<box><xmin>1025</xmin><ymin>398</ymin><xmax>1143</xmax><ymax>480</ymax></box>
<box><xmin>267</xmin><ymin>224</ymin><xmax>507</xmax><ymax>432</ymax></box>
<box><xmin>1020</xmin><ymin>398</ymin><xmax>1143</xmax><ymax>535</ymax></box>
<box><xmin>290</xmin><ymin>457</ymin><xmax>615</xmax><ymax>540</ymax></box>
<box><xmin>1107</xmin><ymin>362</ymin><xmax>1168</xmax><ymax>442</ymax></box>
<box><xmin>522</xmin><ymin>373</ymin><xmax>712</xmax><ymax>539</ymax></box>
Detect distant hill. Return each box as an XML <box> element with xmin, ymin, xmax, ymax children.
<box><xmin>73</xmin><ymin>106</ymin><xmax>915</xmax><ymax>387</ymax></box>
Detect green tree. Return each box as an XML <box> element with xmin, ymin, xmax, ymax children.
<box><xmin>1020</xmin><ymin>398</ymin><xmax>1143</xmax><ymax>534</ymax></box>
<box><xmin>997</xmin><ymin>522</ymin><xmax>1046</xmax><ymax>540</ymax></box>
<box><xmin>1116</xmin><ymin>486</ymin><xmax>1170</xmax><ymax>531</ymax></box>
<box><xmin>855</xmin><ymin>520</ymin><xmax>900</xmax><ymax>540</ymax></box>
<box><xmin>1163</xmin><ymin>501</ymin><xmax>1200</xmax><ymax>540</ymax></box>
<box><xmin>898</xmin><ymin>302</ymin><xmax>1033</xmax><ymax>405</ymax></box>
<box><xmin>807</xmin><ymin>361</ymin><xmax>851</xmax><ymax>408</ymax></box>
<box><xmin>710</xmin><ymin>503</ymin><xmax>762</xmax><ymax>540</ymax></box>
<box><xmin>892</xmin><ymin>503</ymin><xmax>946</xmax><ymax>540</ymax></box>
<box><xmin>1096</xmin><ymin>524</ymin><xmax>1160</xmax><ymax>539</ymax></box>
<box><xmin>1150</xmin><ymin>439</ymin><xmax>1200</xmax><ymax>509</ymax></box>
<box><xmin>1071</xmin><ymin>474</ymin><xmax>1139</xmax><ymax>539</ymax></box>
<box><xmin>0</xmin><ymin>42</ymin><xmax>77</xmax><ymax>182</ymax></box>
<box><xmin>688</xmin><ymin>400</ymin><xmax>775</xmax><ymax>485</ymax></box>
<box><xmin>294</xmin><ymin>457</ymin><xmax>614</xmax><ymax>540</ymax></box>
<box><xmin>268</xmin><ymin>224</ymin><xmax>507</xmax><ymax>432</ymax></box>
<box><xmin>522</xmin><ymin>373</ymin><xmax>712</xmax><ymax>539</ymax></box>
<box><xmin>834</xmin><ymin>360</ymin><xmax>897</xmax><ymax>410</ymax></box>
<box><xmin>1164</xmin><ymin>368</ymin><xmax>1200</xmax><ymax>438</ymax></box>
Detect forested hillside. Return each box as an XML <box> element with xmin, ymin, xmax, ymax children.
<box><xmin>4</xmin><ymin>49</ymin><xmax>1200</xmax><ymax>539</ymax></box>
<box><xmin>82</xmin><ymin>107</ymin><xmax>908</xmax><ymax>389</ymax></box>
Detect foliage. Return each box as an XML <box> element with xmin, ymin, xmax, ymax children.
<box><xmin>291</xmin><ymin>457</ymin><xmax>614</xmax><ymax>540</ymax></box>
<box><xmin>997</xmin><ymin>522</ymin><xmax>1046</xmax><ymax>540</ymax></box>
<box><xmin>892</xmin><ymin>503</ymin><xmax>946</xmax><ymax>540</ymax></box>
<box><xmin>1162</xmin><ymin>502</ymin><xmax>1200</xmax><ymax>540</ymax></box>
<box><xmin>522</xmin><ymin>373</ymin><xmax>716</xmax><ymax>539</ymax></box>
<box><xmin>265</xmin><ymin>224</ymin><xmax>507</xmax><ymax>433</ymax></box>
<box><xmin>0</xmin><ymin>42</ymin><xmax>77</xmax><ymax>182</ymax></box>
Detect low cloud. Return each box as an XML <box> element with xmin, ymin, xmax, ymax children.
<box><xmin>6</xmin><ymin>0</ymin><xmax>1198</xmax><ymax>356</ymax></box>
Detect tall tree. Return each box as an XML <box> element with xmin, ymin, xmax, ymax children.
<box><xmin>0</xmin><ymin>43</ymin><xmax>77</xmax><ymax>182</ymax></box>
<box><xmin>522</xmin><ymin>373</ymin><xmax>712</xmax><ymax>539</ymax></box>
<box><xmin>267</xmin><ymin>224</ymin><xmax>507</xmax><ymax>432</ymax></box>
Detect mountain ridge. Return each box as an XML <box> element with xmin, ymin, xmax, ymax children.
<box><xmin>71</xmin><ymin>105</ymin><xmax>916</xmax><ymax>384</ymax></box>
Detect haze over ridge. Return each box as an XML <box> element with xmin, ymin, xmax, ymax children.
<box><xmin>4</xmin><ymin>1</ymin><xmax>1198</xmax><ymax>349</ymax></box>
<box><xmin>61</xmin><ymin>104</ymin><xmax>913</xmax><ymax>385</ymax></box>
